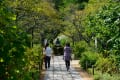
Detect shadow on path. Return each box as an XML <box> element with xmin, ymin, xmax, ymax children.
<box><xmin>40</xmin><ymin>56</ymin><xmax>93</xmax><ymax>80</ymax></box>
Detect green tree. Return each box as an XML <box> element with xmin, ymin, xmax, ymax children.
<box><xmin>84</xmin><ymin>0</ymin><xmax>120</xmax><ymax>74</ymax></box>
<box><xmin>0</xmin><ymin>0</ymin><xmax>31</xmax><ymax>79</ymax></box>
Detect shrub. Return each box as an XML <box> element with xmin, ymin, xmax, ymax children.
<box><xmin>73</xmin><ymin>41</ymin><xmax>88</xmax><ymax>59</ymax></box>
<box><xmin>80</xmin><ymin>51</ymin><xmax>99</xmax><ymax>69</ymax></box>
<box><xmin>94</xmin><ymin>73</ymin><xmax>113</xmax><ymax>80</ymax></box>
<box><xmin>111</xmin><ymin>74</ymin><xmax>120</xmax><ymax>80</ymax></box>
<box><xmin>93</xmin><ymin>71</ymin><xmax>102</xmax><ymax>80</ymax></box>
<box><xmin>100</xmin><ymin>73</ymin><xmax>113</xmax><ymax>80</ymax></box>
<box><xmin>94</xmin><ymin>72</ymin><xmax>120</xmax><ymax>80</ymax></box>
<box><xmin>95</xmin><ymin>55</ymin><xmax>117</xmax><ymax>74</ymax></box>
<box><xmin>23</xmin><ymin>45</ymin><xmax>42</xmax><ymax>80</ymax></box>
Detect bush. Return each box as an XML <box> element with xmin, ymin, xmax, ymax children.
<box><xmin>93</xmin><ymin>71</ymin><xmax>102</xmax><ymax>80</ymax></box>
<box><xmin>111</xmin><ymin>74</ymin><xmax>120</xmax><ymax>80</ymax></box>
<box><xmin>94</xmin><ymin>72</ymin><xmax>120</xmax><ymax>80</ymax></box>
<box><xmin>73</xmin><ymin>41</ymin><xmax>88</xmax><ymax>59</ymax></box>
<box><xmin>80</xmin><ymin>51</ymin><xmax>99</xmax><ymax>69</ymax></box>
<box><xmin>23</xmin><ymin>45</ymin><xmax>42</xmax><ymax>80</ymax></box>
<box><xmin>95</xmin><ymin>55</ymin><xmax>117</xmax><ymax>74</ymax></box>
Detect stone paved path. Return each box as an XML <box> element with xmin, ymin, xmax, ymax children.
<box><xmin>44</xmin><ymin>56</ymin><xmax>83</xmax><ymax>80</ymax></box>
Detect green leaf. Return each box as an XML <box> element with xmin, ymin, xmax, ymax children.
<box><xmin>0</xmin><ymin>58</ymin><xmax>4</xmax><ymax>62</ymax></box>
<box><xmin>9</xmin><ymin>14</ymin><xmax>16</xmax><ymax>21</ymax></box>
<box><xmin>12</xmin><ymin>26</ymin><xmax>17</xmax><ymax>29</ymax></box>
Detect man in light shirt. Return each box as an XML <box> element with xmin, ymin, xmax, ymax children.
<box><xmin>44</xmin><ymin>43</ymin><xmax>53</xmax><ymax>69</ymax></box>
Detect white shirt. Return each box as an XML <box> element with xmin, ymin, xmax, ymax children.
<box><xmin>45</xmin><ymin>47</ymin><xmax>53</xmax><ymax>57</ymax></box>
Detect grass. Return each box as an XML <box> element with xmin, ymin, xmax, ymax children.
<box><xmin>87</xmin><ymin>68</ymin><xmax>120</xmax><ymax>80</ymax></box>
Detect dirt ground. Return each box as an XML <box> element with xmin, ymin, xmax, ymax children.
<box><xmin>40</xmin><ymin>67</ymin><xmax>45</xmax><ymax>80</ymax></box>
<box><xmin>71</xmin><ymin>60</ymin><xmax>93</xmax><ymax>80</ymax></box>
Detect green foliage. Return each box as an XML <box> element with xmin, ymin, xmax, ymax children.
<box><xmin>111</xmin><ymin>74</ymin><xmax>120</xmax><ymax>80</ymax></box>
<box><xmin>83</xmin><ymin>1</ymin><xmax>120</xmax><ymax>75</ymax></box>
<box><xmin>53</xmin><ymin>0</ymin><xmax>89</xmax><ymax>11</ymax></box>
<box><xmin>58</xmin><ymin>35</ymin><xmax>72</xmax><ymax>46</ymax></box>
<box><xmin>94</xmin><ymin>74</ymin><xmax>101</xmax><ymax>80</ymax></box>
<box><xmin>0</xmin><ymin>0</ymin><xmax>43</xmax><ymax>79</ymax></box>
<box><xmin>73</xmin><ymin>41</ymin><xmax>88</xmax><ymax>59</ymax></box>
<box><xmin>95</xmin><ymin>58</ymin><xmax>111</xmax><ymax>73</ymax></box>
<box><xmin>94</xmin><ymin>73</ymin><xmax>112</xmax><ymax>80</ymax></box>
<box><xmin>23</xmin><ymin>45</ymin><xmax>42</xmax><ymax>80</ymax></box>
<box><xmin>0</xmin><ymin>0</ymin><xmax>120</xmax><ymax>79</ymax></box>
<box><xmin>80</xmin><ymin>51</ymin><xmax>99</xmax><ymax>69</ymax></box>
<box><xmin>53</xmin><ymin>0</ymin><xmax>76</xmax><ymax>10</ymax></box>
<box><xmin>95</xmin><ymin>55</ymin><xmax>118</xmax><ymax>73</ymax></box>
<box><xmin>0</xmin><ymin>27</ymin><xmax>31</xmax><ymax>79</ymax></box>
<box><xmin>94</xmin><ymin>72</ymin><xmax>120</xmax><ymax>80</ymax></box>
<box><xmin>60</xmin><ymin>39</ymin><xmax>66</xmax><ymax>46</ymax></box>
<box><xmin>85</xmin><ymin>2</ymin><xmax>120</xmax><ymax>52</ymax></box>
<box><xmin>7</xmin><ymin>0</ymin><xmax>63</xmax><ymax>43</ymax></box>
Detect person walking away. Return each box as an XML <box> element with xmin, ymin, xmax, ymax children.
<box><xmin>63</xmin><ymin>42</ymin><xmax>72</xmax><ymax>71</ymax></box>
<box><xmin>44</xmin><ymin>43</ymin><xmax>53</xmax><ymax>69</ymax></box>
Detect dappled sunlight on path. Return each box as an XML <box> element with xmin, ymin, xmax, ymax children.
<box><xmin>43</xmin><ymin>56</ymin><xmax>83</xmax><ymax>80</ymax></box>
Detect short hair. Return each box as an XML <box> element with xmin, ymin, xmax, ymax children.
<box><xmin>66</xmin><ymin>42</ymin><xmax>70</xmax><ymax>47</ymax></box>
<box><xmin>45</xmin><ymin>43</ymin><xmax>49</xmax><ymax>49</ymax></box>
<box><xmin>46</xmin><ymin>43</ymin><xmax>49</xmax><ymax>47</ymax></box>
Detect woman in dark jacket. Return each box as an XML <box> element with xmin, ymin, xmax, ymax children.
<box><xmin>63</xmin><ymin>42</ymin><xmax>72</xmax><ymax>71</ymax></box>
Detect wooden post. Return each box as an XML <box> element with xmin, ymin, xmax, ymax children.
<box><xmin>86</xmin><ymin>61</ymin><xmax>87</xmax><ymax>70</ymax></box>
<box><xmin>92</xmin><ymin>65</ymin><xmax>94</xmax><ymax>75</ymax></box>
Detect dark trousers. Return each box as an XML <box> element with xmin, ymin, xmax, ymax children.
<box><xmin>45</xmin><ymin>56</ymin><xmax>51</xmax><ymax>69</ymax></box>
<box><xmin>65</xmin><ymin>60</ymin><xmax>70</xmax><ymax>70</ymax></box>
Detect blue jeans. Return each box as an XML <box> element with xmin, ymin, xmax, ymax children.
<box><xmin>45</xmin><ymin>56</ymin><xmax>51</xmax><ymax>69</ymax></box>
